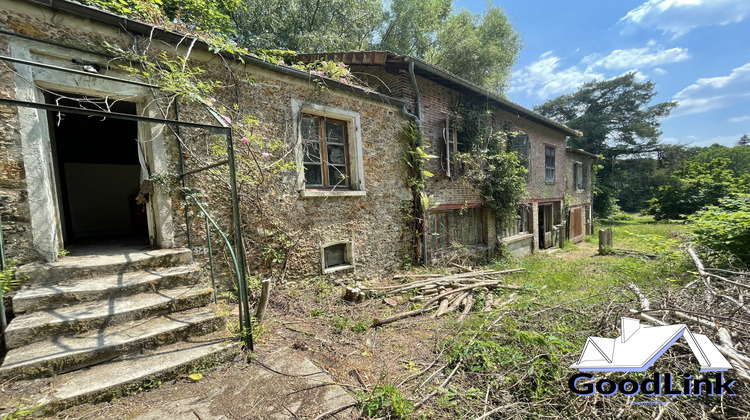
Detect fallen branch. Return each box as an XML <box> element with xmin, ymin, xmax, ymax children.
<box><xmin>311</xmin><ymin>401</ymin><xmax>358</xmax><ymax>420</ymax></box>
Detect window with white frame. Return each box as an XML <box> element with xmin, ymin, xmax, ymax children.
<box><xmin>292</xmin><ymin>100</ymin><xmax>365</xmax><ymax>197</ymax></box>
<box><xmin>544</xmin><ymin>145</ymin><xmax>556</xmax><ymax>183</ymax></box>
<box><xmin>322</xmin><ymin>241</ymin><xmax>354</xmax><ymax>273</ymax></box>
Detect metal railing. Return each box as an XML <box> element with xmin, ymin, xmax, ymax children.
<box><xmin>0</xmin><ymin>39</ymin><xmax>256</xmax><ymax>351</ymax></box>
<box><xmin>0</xmin><ymin>210</ymin><xmax>7</xmax><ymax>345</ymax></box>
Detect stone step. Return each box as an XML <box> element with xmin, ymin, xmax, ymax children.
<box><xmin>3</xmin><ymin>285</ymin><xmax>214</xmax><ymax>349</ymax></box>
<box><xmin>36</xmin><ymin>331</ymin><xmax>241</xmax><ymax>414</ymax></box>
<box><xmin>13</xmin><ymin>265</ymin><xmax>203</xmax><ymax>313</ymax></box>
<box><xmin>15</xmin><ymin>247</ymin><xmax>193</xmax><ymax>286</ymax></box>
<box><xmin>0</xmin><ymin>306</ymin><xmax>225</xmax><ymax>381</ymax></box>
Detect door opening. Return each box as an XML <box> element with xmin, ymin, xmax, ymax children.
<box><xmin>47</xmin><ymin>92</ymin><xmax>148</xmax><ymax>245</ymax></box>
<box><xmin>538</xmin><ymin>204</ymin><xmax>553</xmax><ymax>249</ymax></box>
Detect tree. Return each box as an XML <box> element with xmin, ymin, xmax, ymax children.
<box><xmin>377</xmin><ymin>0</ymin><xmax>452</xmax><ymax>58</ymax></box>
<box><xmin>430</xmin><ymin>5</ymin><xmax>522</xmax><ymax>92</ymax></box>
<box><xmin>534</xmin><ymin>73</ymin><xmax>677</xmax><ymax>216</ymax></box>
<box><xmin>231</xmin><ymin>0</ymin><xmax>384</xmax><ymax>51</ymax></box>
<box><xmin>739</xmin><ymin>133</ymin><xmax>750</xmax><ymax>146</ymax></box>
<box><xmin>647</xmin><ymin>158</ymin><xmax>750</xmax><ymax>220</ymax></box>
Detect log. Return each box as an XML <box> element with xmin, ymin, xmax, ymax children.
<box><xmin>458</xmin><ymin>296</ymin><xmax>474</xmax><ymax>323</ymax></box>
<box><xmin>254</xmin><ymin>279</ymin><xmax>272</xmax><ymax>323</ymax></box>
<box><xmin>433</xmin><ymin>298</ymin><xmax>451</xmax><ymax>318</ymax></box>
<box><xmin>482</xmin><ymin>293</ymin><xmax>495</xmax><ymax>312</ymax></box>
<box><xmin>446</xmin><ymin>291</ymin><xmax>470</xmax><ymax>313</ymax></box>
<box><xmin>372</xmin><ymin>282</ymin><xmax>497</xmax><ymax>326</ymax></box>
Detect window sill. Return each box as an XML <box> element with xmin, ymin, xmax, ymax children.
<box><xmin>544</xmin><ymin>181</ymin><xmax>556</xmax><ymax>185</ymax></box>
<box><xmin>501</xmin><ymin>233</ymin><xmax>533</xmax><ymax>244</ymax></box>
<box><xmin>300</xmin><ymin>189</ymin><xmax>366</xmax><ymax>198</ymax></box>
<box><xmin>323</xmin><ymin>264</ymin><xmax>355</xmax><ymax>274</ymax></box>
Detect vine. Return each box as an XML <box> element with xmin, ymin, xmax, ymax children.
<box><xmin>402</xmin><ymin>121</ymin><xmax>435</xmax><ymax>266</ymax></box>
<box><xmin>449</xmin><ymin>99</ymin><xmax>528</xmax><ymax>222</ymax></box>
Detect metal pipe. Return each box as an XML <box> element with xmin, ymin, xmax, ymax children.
<box><xmin>205</xmin><ymin>217</ymin><xmax>217</xmax><ymax>304</ymax></box>
<box><xmin>0</xmin><ymin>55</ymin><xmax>160</xmax><ymax>89</ymax></box>
<box><xmin>405</xmin><ymin>58</ymin><xmax>429</xmax><ymax>266</ymax></box>
<box><xmin>224</xmin><ymin>128</ymin><xmax>254</xmax><ymax>351</ymax></box>
<box><xmin>181</xmin><ymin>159</ymin><xmax>230</xmax><ymax>177</ymax></box>
<box><xmin>0</xmin><ymin>211</ymin><xmax>7</xmax><ymax>338</ymax></box>
<box><xmin>0</xmin><ymin>98</ymin><xmax>228</xmax><ymax>132</ymax></box>
<box><xmin>174</xmin><ymin>99</ymin><xmax>192</xmax><ymax>248</ymax></box>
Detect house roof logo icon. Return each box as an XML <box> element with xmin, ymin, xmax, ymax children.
<box><xmin>570</xmin><ymin>317</ymin><xmax>732</xmax><ymax>372</ymax></box>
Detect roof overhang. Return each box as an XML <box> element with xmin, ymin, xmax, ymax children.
<box><xmin>16</xmin><ymin>0</ymin><xmax>407</xmax><ymax>108</ymax></box>
<box><xmin>297</xmin><ymin>51</ymin><xmax>583</xmax><ymax>138</ymax></box>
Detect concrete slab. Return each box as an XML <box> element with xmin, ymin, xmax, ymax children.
<box><xmin>120</xmin><ymin>346</ymin><xmax>358</xmax><ymax>420</ymax></box>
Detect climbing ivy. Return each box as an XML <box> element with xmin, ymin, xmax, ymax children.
<box><xmin>450</xmin><ymin>99</ymin><xmax>528</xmax><ymax>221</ymax></box>
<box><xmin>402</xmin><ymin>121</ymin><xmax>435</xmax><ymax>265</ymax></box>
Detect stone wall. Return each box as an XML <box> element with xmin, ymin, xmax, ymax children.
<box><xmin>0</xmin><ymin>1</ymin><xmax>411</xmax><ymax>284</ymax></box>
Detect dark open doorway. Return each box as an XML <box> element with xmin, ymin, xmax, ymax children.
<box><xmin>47</xmin><ymin>92</ymin><xmax>148</xmax><ymax>245</ymax></box>
<box><xmin>538</xmin><ymin>203</ymin><xmax>553</xmax><ymax>249</ymax></box>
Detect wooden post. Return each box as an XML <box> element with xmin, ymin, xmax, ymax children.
<box><xmin>255</xmin><ymin>279</ymin><xmax>272</xmax><ymax>323</ymax></box>
<box><xmin>598</xmin><ymin>227</ymin><xmax>612</xmax><ymax>253</ymax></box>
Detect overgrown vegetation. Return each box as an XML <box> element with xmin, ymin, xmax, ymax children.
<box><xmin>690</xmin><ymin>193</ymin><xmax>750</xmax><ymax>266</ymax></box>
<box><xmin>450</xmin><ymin>99</ymin><xmax>528</xmax><ymax>222</ymax></box>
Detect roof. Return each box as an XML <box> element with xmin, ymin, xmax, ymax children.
<box><xmin>16</xmin><ymin>0</ymin><xmax>407</xmax><ymax>109</ymax></box>
<box><xmin>570</xmin><ymin>317</ymin><xmax>731</xmax><ymax>372</ymax></box>
<box><xmin>297</xmin><ymin>51</ymin><xmax>583</xmax><ymax>138</ymax></box>
<box><xmin>566</xmin><ymin>148</ymin><xmax>598</xmax><ymax>158</ymax></box>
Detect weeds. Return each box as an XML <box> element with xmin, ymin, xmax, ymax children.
<box><xmin>360</xmin><ymin>384</ymin><xmax>413</xmax><ymax>419</ymax></box>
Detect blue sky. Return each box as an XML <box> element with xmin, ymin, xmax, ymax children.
<box><xmin>456</xmin><ymin>0</ymin><xmax>750</xmax><ymax>147</ymax></box>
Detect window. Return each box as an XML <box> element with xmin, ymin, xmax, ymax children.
<box><xmin>301</xmin><ymin>114</ymin><xmax>349</xmax><ymax>188</ymax></box>
<box><xmin>443</xmin><ymin>123</ymin><xmax>469</xmax><ymax>178</ymax></box>
<box><xmin>545</xmin><ymin>146</ymin><xmax>555</xmax><ymax>183</ymax></box>
<box><xmin>508</xmin><ymin>134</ymin><xmax>530</xmax><ymax>179</ymax></box>
<box><xmin>574</xmin><ymin>161</ymin><xmax>584</xmax><ymax>190</ymax></box>
<box><xmin>322</xmin><ymin>242</ymin><xmax>354</xmax><ymax>273</ymax></box>
<box><xmin>500</xmin><ymin>205</ymin><xmax>532</xmax><ymax>238</ymax></box>
<box><xmin>429</xmin><ymin>207</ymin><xmax>483</xmax><ymax>251</ymax></box>
<box><xmin>292</xmin><ymin>100</ymin><xmax>365</xmax><ymax>197</ymax></box>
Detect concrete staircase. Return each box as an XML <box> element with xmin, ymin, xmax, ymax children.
<box><xmin>0</xmin><ymin>246</ymin><xmax>240</xmax><ymax>412</ymax></box>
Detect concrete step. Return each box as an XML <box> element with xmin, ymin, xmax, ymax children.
<box><xmin>3</xmin><ymin>285</ymin><xmax>214</xmax><ymax>349</ymax></box>
<box><xmin>36</xmin><ymin>331</ymin><xmax>241</xmax><ymax>414</ymax></box>
<box><xmin>15</xmin><ymin>247</ymin><xmax>193</xmax><ymax>286</ymax></box>
<box><xmin>0</xmin><ymin>306</ymin><xmax>225</xmax><ymax>381</ymax></box>
<box><xmin>13</xmin><ymin>265</ymin><xmax>203</xmax><ymax>313</ymax></box>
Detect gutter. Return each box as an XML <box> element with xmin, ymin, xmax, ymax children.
<box><xmin>21</xmin><ymin>0</ymin><xmax>407</xmax><ymax>108</ymax></box>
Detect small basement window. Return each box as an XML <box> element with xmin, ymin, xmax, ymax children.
<box><xmin>322</xmin><ymin>242</ymin><xmax>354</xmax><ymax>273</ymax></box>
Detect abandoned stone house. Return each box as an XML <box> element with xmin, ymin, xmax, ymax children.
<box><xmin>0</xmin><ymin>0</ymin><xmax>593</xmax><ymax>407</ymax></box>
<box><xmin>298</xmin><ymin>51</ymin><xmax>594</xmax><ymax>260</ymax></box>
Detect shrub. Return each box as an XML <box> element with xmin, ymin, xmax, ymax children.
<box><xmin>690</xmin><ymin>194</ymin><xmax>750</xmax><ymax>265</ymax></box>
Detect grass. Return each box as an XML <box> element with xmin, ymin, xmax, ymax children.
<box><xmin>490</xmin><ymin>213</ymin><xmax>694</xmax><ymax>303</ymax></box>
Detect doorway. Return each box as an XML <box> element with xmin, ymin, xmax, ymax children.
<box><xmin>47</xmin><ymin>93</ymin><xmax>148</xmax><ymax>245</ymax></box>
<box><xmin>538</xmin><ymin>203</ymin><xmax>553</xmax><ymax>249</ymax></box>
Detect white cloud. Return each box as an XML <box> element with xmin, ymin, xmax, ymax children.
<box><xmin>653</xmin><ymin>68</ymin><xmax>667</xmax><ymax>75</ymax></box>
<box><xmin>728</xmin><ymin>116</ymin><xmax>750</xmax><ymax>123</ymax></box>
<box><xmin>511</xmin><ymin>52</ymin><xmax>604</xmax><ymax>99</ymax></box>
<box><xmin>673</xmin><ymin>62</ymin><xmax>750</xmax><ymax>115</ymax></box>
<box><xmin>621</xmin><ymin>0</ymin><xmax>750</xmax><ymax>37</ymax></box>
<box><xmin>585</xmin><ymin>46</ymin><xmax>690</xmax><ymax>70</ymax></box>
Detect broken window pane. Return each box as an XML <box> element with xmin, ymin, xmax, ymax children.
<box><xmin>301</xmin><ymin>116</ymin><xmax>320</xmax><ymax>141</ymax></box>
<box><xmin>304</xmin><ymin>164</ymin><xmax>322</xmax><ymax>185</ymax></box>
<box><xmin>326</xmin><ymin>121</ymin><xmax>345</xmax><ymax>144</ymax></box>
<box><xmin>328</xmin><ymin>165</ymin><xmax>347</xmax><ymax>185</ymax></box>
<box><xmin>327</xmin><ymin>145</ymin><xmax>346</xmax><ymax>165</ymax></box>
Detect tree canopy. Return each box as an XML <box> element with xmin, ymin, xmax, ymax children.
<box><xmin>79</xmin><ymin>0</ymin><xmax>521</xmax><ymax>93</ymax></box>
<box><xmin>534</xmin><ymin>73</ymin><xmax>677</xmax><ymax>216</ymax></box>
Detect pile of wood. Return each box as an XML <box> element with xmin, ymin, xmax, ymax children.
<box><xmin>354</xmin><ymin>268</ymin><xmax>525</xmax><ymax>326</ymax></box>
<box><xmin>629</xmin><ymin>246</ymin><xmax>750</xmax><ymax>382</ymax></box>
